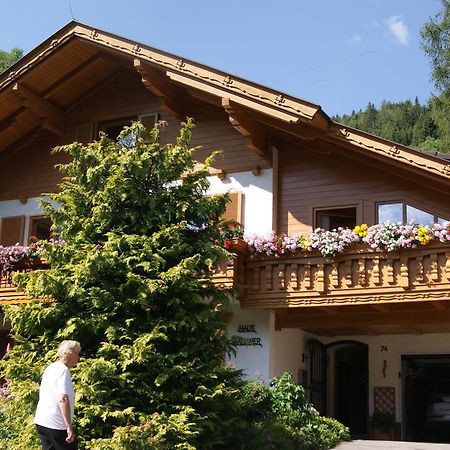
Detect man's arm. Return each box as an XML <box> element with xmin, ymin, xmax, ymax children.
<box><xmin>58</xmin><ymin>394</ymin><xmax>75</xmax><ymax>443</ymax></box>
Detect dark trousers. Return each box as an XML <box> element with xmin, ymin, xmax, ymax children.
<box><xmin>35</xmin><ymin>424</ymin><xmax>78</xmax><ymax>450</ymax></box>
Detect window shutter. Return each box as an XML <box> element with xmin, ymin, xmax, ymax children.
<box><xmin>0</xmin><ymin>216</ymin><xmax>25</xmax><ymax>246</ymax></box>
<box><xmin>222</xmin><ymin>191</ymin><xmax>243</xmax><ymax>225</ymax></box>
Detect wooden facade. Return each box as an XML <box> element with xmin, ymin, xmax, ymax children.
<box><xmin>1</xmin><ymin>21</ymin><xmax>450</xmax><ymax>337</ymax></box>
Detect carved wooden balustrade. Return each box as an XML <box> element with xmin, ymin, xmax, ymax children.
<box><xmin>239</xmin><ymin>241</ymin><xmax>450</xmax><ymax>309</ymax></box>
<box><xmin>0</xmin><ymin>256</ymin><xmax>239</xmax><ymax>305</ymax></box>
<box><xmin>0</xmin><ymin>259</ymin><xmax>49</xmax><ymax>304</ymax></box>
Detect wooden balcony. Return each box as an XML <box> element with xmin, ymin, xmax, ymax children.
<box><xmin>0</xmin><ymin>258</ymin><xmax>238</xmax><ymax>305</ymax></box>
<box><xmin>0</xmin><ymin>259</ymin><xmax>48</xmax><ymax>305</ymax></box>
<box><xmin>238</xmin><ymin>241</ymin><xmax>450</xmax><ymax>335</ymax></box>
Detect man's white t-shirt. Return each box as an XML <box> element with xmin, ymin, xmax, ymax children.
<box><xmin>34</xmin><ymin>361</ymin><xmax>74</xmax><ymax>430</ymax></box>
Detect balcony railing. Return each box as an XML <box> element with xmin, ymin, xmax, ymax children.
<box><xmin>0</xmin><ymin>259</ymin><xmax>48</xmax><ymax>304</ymax></box>
<box><xmin>3</xmin><ymin>241</ymin><xmax>450</xmax><ymax>311</ymax></box>
<box><xmin>239</xmin><ymin>241</ymin><xmax>450</xmax><ymax>309</ymax></box>
<box><xmin>0</xmin><ymin>257</ymin><xmax>238</xmax><ymax>304</ymax></box>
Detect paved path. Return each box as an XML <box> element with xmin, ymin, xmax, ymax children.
<box><xmin>334</xmin><ymin>440</ymin><xmax>450</xmax><ymax>449</ymax></box>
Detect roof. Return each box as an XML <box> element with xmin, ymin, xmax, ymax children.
<box><xmin>1</xmin><ymin>21</ymin><xmax>449</xmax><ymax>190</ymax></box>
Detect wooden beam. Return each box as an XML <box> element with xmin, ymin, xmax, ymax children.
<box><xmin>41</xmin><ymin>52</ymin><xmax>104</xmax><ymax>98</ymax></box>
<box><xmin>0</xmin><ymin>107</ymin><xmax>25</xmax><ymax>134</ymax></box>
<box><xmin>0</xmin><ymin>126</ymin><xmax>43</xmax><ymax>163</ymax></box>
<box><xmin>431</xmin><ymin>301</ymin><xmax>447</xmax><ymax>310</ymax></box>
<box><xmin>276</xmin><ymin>308</ymin><xmax>450</xmax><ymax>330</ymax></box>
<box><xmin>317</xmin><ymin>306</ymin><xmax>339</xmax><ymax>315</ymax></box>
<box><xmin>222</xmin><ymin>98</ymin><xmax>267</xmax><ymax>157</ymax></box>
<box><xmin>371</xmin><ymin>304</ymin><xmax>390</xmax><ymax>313</ymax></box>
<box><xmin>134</xmin><ymin>59</ymin><xmax>188</xmax><ymax>118</ymax></box>
<box><xmin>11</xmin><ymin>83</ymin><xmax>64</xmax><ymax>135</ymax></box>
<box><xmin>168</xmin><ymin>71</ymin><xmax>301</xmax><ymax>122</ymax></box>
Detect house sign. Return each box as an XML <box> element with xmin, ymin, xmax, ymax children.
<box><xmin>232</xmin><ymin>324</ymin><xmax>262</xmax><ymax>347</ymax></box>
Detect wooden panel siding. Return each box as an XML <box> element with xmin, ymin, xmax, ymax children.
<box><xmin>0</xmin><ymin>131</ymin><xmax>68</xmax><ymax>201</ymax></box>
<box><xmin>278</xmin><ymin>144</ymin><xmax>450</xmax><ymax>235</ymax></box>
<box><xmin>1</xmin><ymin>70</ymin><xmax>269</xmax><ymax>202</ymax></box>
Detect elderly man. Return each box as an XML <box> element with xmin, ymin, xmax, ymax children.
<box><xmin>34</xmin><ymin>340</ymin><xmax>81</xmax><ymax>450</ymax></box>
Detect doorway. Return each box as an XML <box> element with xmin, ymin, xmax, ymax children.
<box><xmin>332</xmin><ymin>342</ymin><xmax>369</xmax><ymax>437</ymax></box>
<box><xmin>307</xmin><ymin>339</ymin><xmax>368</xmax><ymax>438</ymax></box>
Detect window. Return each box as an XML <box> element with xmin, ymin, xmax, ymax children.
<box><xmin>29</xmin><ymin>216</ymin><xmax>52</xmax><ymax>242</ymax></box>
<box><xmin>98</xmin><ymin>116</ymin><xmax>136</xmax><ymax>146</ymax></box>
<box><xmin>377</xmin><ymin>203</ymin><xmax>403</xmax><ymax>224</ymax></box>
<box><xmin>98</xmin><ymin>113</ymin><xmax>158</xmax><ymax>146</ymax></box>
<box><xmin>315</xmin><ymin>207</ymin><xmax>357</xmax><ymax>231</ymax></box>
<box><xmin>377</xmin><ymin>202</ymin><xmax>447</xmax><ymax>225</ymax></box>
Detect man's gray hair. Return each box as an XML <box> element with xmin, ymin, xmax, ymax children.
<box><xmin>57</xmin><ymin>340</ymin><xmax>81</xmax><ymax>358</ymax></box>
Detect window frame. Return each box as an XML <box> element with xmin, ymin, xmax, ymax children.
<box><xmin>28</xmin><ymin>215</ymin><xmax>53</xmax><ymax>243</ymax></box>
<box><xmin>375</xmin><ymin>201</ymin><xmax>447</xmax><ymax>224</ymax></box>
<box><xmin>312</xmin><ymin>204</ymin><xmax>359</xmax><ymax>230</ymax></box>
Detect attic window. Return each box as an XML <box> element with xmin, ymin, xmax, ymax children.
<box><xmin>99</xmin><ymin>116</ymin><xmax>136</xmax><ymax>141</ymax></box>
<box><xmin>315</xmin><ymin>207</ymin><xmax>357</xmax><ymax>231</ymax></box>
<box><xmin>98</xmin><ymin>113</ymin><xmax>158</xmax><ymax>145</ymax></box>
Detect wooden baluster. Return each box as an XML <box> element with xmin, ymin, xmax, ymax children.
<box><xmin>430</xmin><ymin>253</ymin><xmax>439</xmax><ymax>282</ymax></box>
<box><xmin>386</xmin><ymin>258</ymin><xmax>395</xmax><ymax>285</ymax></box>
<box><xmin>265</xmin><ymin>264</ymin><xmax>273</xmax><ymax>291</ymax></box>
<box><xmin>372</xmin><ymin>257</ymin><xmax>381</xmax><ymax>286</ymax></box>
<box><xmin>252</xmin><ymin>267</ymin><xmax>260</xmax><ymax>291</ymax></box>
<box><xmin>290</xmin><ymin>263</ymin><xmax>298</xmax><ymax>290</ymax></box>
<box><xmin>358</xmin><ymin>259</ymin><xmax>366</xmax><ymax>287</ymax></box>
<box><xmin>416</xmin><ymin>256</ymin><xmax>424</xmax><ymax>283</ymax></box>
<box><xmin>331</xmin><ymin>262</ymin><xmax>339</xmax><ymax>289</ymax></box>
<box><xmin>316</xmin><ymin>263</ymin><xmax>325</xmax><ymax>293</ymax></box>
<box><xmin>304</xmin><ymin>263</ymin><xmax>311</xmax><ymax>290</ymax></box>
<box><xmin>345</xmin><ymin>260</ymin><xmax>353</xmax><ymax>287</ymax></box>
<box><xmin>446</xmin><ymin>253</ymin><xmax>450</xmax><ymax>282</ymax></box>
<box><xmin>278</xmin><ymin>264</ymin><xmax>285</xmax><ymax>290</ymax></box>
<box><xmin>399</xmin><ymin>253</ymin><xmax>409</xmax><ymax>288</ymax></box>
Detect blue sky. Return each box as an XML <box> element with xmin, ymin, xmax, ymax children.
<box><xmin>0</xmin><ymin>0</ymin><xmax>442</xmax><ymax>116</ymax></box>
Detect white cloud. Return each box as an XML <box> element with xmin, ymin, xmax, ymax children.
<box><xmin>348</xmin><ymin>33</ymin><xmax>362</xmax><ymax>44</ymax></box>
<box><xmin>385</xmin><ymin>16</ymin><xmax>410</xmax><ymax>45</ymax></box>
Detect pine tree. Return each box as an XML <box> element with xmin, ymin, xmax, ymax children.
<box><xmin>0</xmin><ymin>121</ymin><xmax>246</xmax><ymax>449</ymax></box>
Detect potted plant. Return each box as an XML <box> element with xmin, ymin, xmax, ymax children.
<box><xmin>369</xmin><ymin>410</ymin><xmax>395</xmax><ymax>440</ymax></box>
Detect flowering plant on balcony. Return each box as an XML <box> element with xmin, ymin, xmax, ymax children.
<box><xmin>218</xmin><ymin>220</ymin><xmax>244</xmax><ymax>248</ymax></box>
<box><xmin>243</xmin><ymin>221</ymin><xmax>450</xmax><ymax>258</ymax></box>
<box><xmin>0</xmin><ymin>243</ymin><xmax>43</xmax><ymax>273</ymax></box>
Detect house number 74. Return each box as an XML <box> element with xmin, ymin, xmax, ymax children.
<box><xmin>380</xmin><ymin>346</ymin><xmax>388</xmax><ymax>352</ymax></box>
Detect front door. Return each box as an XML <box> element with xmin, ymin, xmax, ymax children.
<box><xmin>333</xmin><ymin>343</ymin><xmax>368</xmax><ymax>437</ymax></box>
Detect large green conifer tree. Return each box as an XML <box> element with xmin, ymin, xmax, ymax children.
<box><xmin>0</xmin><ymin>121</ymin><xmax>245</xmax><ymax>449</ymax></box>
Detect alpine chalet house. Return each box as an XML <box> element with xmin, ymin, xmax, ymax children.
<box><xmin>1</xmin><ymin>22</ymin><xmax>450</xmax><ymax>442</ymax></box>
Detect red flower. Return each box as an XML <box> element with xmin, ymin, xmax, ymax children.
<box><xmin>224</xmin><ymin>240</ymin><xmax>233</xmax><ymax>248</ymax></box>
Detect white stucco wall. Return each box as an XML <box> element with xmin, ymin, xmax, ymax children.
<box><xmin>322</xmin><ymin>332</ymin><xmax>450</xmax><ymax>430</ymax></box>
<box><xmin>269</xmin><ymin>319</ymin><xmax>306</xmax><ymax>382</ymax></box>
<box><xmin>207</xmin><ymin>169</ymin><xmax>273</xmax><ymax>234</ymax></box>
<box><xmin>0</xmin><ymin>197</ymin><xmax>45</xmax><ymax>244</ymax></box>
<box><xmin>225</xmin><ymin>302</ymin><xmax>271</xmax><ymax>381</ymax></box>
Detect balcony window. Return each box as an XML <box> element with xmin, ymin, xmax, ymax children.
<box><xmin>377</xmin><ymin>203</ymin><xmax>403</xmax><ymax>224</ymax></box>
<box><xmin>315</xmin><ymin>207</ymin><xmax>357</xmax><ymax>231</ymax></box>
<box><xmin>29</xmin><ymin>216</ymin><xmax>52</xmax><ymax>242</ymax></box>
<box><xmin>377</xmin><ymin>202</ymin><xmax>447</xmax><ymax>225</ymax></box>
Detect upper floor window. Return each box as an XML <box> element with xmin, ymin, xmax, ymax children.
<box><xmin>29</xmin><ymin>216</ymin><xmax>53</xmax><ymax>242</ymax></box>
<box><xmin>315</xmin><ymin>207</ymin><xmax>357</xmax><ymax>231</ymax></box>
<box><xmin>377</xmin><ymin>202</ymin><xmax>447</xmax><ymax>225</ymax></box>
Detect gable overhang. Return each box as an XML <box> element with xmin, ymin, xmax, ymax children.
<box><xmin>0</xmin><ymin>20</ymin><xmax>449</xmax><ymax>189</ymax></box>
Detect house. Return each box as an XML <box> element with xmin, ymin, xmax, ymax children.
<box><xmin>1</xmin><ymin>21</ymin><xmax>450</xmax><ymax>441</ymax></box>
